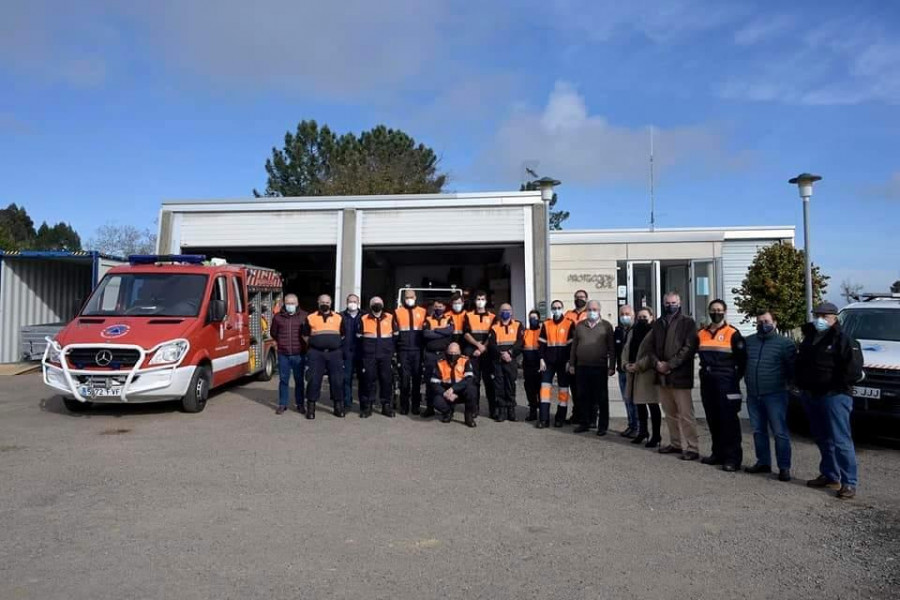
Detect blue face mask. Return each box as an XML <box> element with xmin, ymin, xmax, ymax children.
<box><xmin>529</xmin><ymin>317</ymin><xmax>540</xmax><ymax>329</ymax></box>
<box><xmin>588</xmin><ymin>310</ymin><xmax>600</xmax><ymax>321</ymax></box>
<box><xmin>500</xmin><ymin>310</ymin><xmax>512</xmax><ymax>321</ymax></box>
<box><xmin>757</xmin><ymin>322</ymin><xmax>775</xmax><ymax>335</ymax></box>
<box><xmin>665</xmin><ymin>304</ymin><xmax>680</xmax><ymax>315</ymax></box>
<box><xmin>551</xmin><ymin>308</ymin><xmax>564</xmax><ymax>320</ymax></box>
<box><xmin>433</xmin><ymin>308</ymin><xmax>444</xmax><ymax>318</ymax></box>
<box><xmin>814</xmin><ymin>317</ymin><xmax>830</xmax><ymax>332</ymax></box>
<box><xmin>619</xmin><ymin>315</ymin><xmax>633</xmax><ymax>327</ymax></box>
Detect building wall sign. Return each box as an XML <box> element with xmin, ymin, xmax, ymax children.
<box><xmin>566</xmin><ymin>273</ymin><xmax>615</xmax><ymax>290</ymax></box>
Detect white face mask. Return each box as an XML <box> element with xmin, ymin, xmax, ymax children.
<box><xmin>475</xmin><ymin>299</ymin><xmax>486</xmax><ymax>309</ymax></box>
<box><xmin>284</xmin><ymin>304</ymin><xmax>297</xmax><ymax>314</ymax></box>
<box><xmin>588</xmin><ymin>310</ymin><xmax>600</xmax><ymax>321</ymax></box>
<box><xmin>551</xmin><ymin>308</ymin><xmax>563</xmax><ymax>319</ymax></box>
<box><xmin>452</xmin><ymin>302</ymin><xmax>464</xmax><ymax>312</ymax></box>
<box><xmin>346</xmin><ymin>302</ymin><xmax>358</xmax><ymax>312</ymax></box>
<box><xmin>404</xmin><ymin>298</ymin><xmax>416</xmax><ymax>308</ymax></box>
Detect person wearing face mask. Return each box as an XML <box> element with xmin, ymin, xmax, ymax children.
<box><xmin>487</xmin><ymin>303</ymin><xmax>524</xmax><ymax>422</ymax></box>
<box><xmin>422</xmin><ymin>298</ymin><xmax>454</xmax><ymax>418</ymax></box>
<box><xmin>448</xmin><ymin>292</ymin><xmax>468</xmax><ymax>347</ymax></box>
<box><xmin>270</xmin><ymin>293</ymin><xmax>309</xmax><ymax>415</ymax></box>
<box><xmin>615</xmin><ymin>304</ymin><xmax>639</xmax><ymax>437</ymax></box>
<box><xmin>624</xmin><ymin>307</ymin><xmax>662</xmax><ymax>447</ymax></box>
<box><xmin>522</xmin><ymin>310</ymin><xmax>543</xmax><ymax>422</ymax></box>
<box><xmin>569</xmin><ymin>300</ymin><xmax>616</xmax><ymax>434</ymax></box>
<box><xmin>341</xmin><ymin>293</ymin><xmax>364</xmax><ymax>412</ymax></box>
<box><xmin>796</xmin><ymin>303</ymin><xmax>863</xmax><ymax>499</ymax></box>
<box><xmin>565</xmin><ymin>289</ymin><xmax>590</xmax><ymax>424</ymax></box>
<box><xmin>539</xmin><ymin>300</ymin><xmax>575</xmax><ymax>429</ymax></box>
<box><xmin>463</xmin><ymin>290</ymin><xmax>496</xmax><ymax>419</ymax></box>
<box><xmin>357</xmin><ymin>296</ymin><xmax>399</xmax><ymax>418</ymax></box>
<box><xmin>301</xmin><ymin>294</ymin><xmax>345</xmax><ymax>420</ymax></box>
<box><xmin>743</xmin><ymin>310</ymin><xmax>797</xmax><ymax>482</ymax></box>
<box><xmin>429</xmin><ymin>343</ymin><xmax>477</xmax><ymax>428</ymax></box>
<box><xmin>646</xmin><ymin>292</ymin><xmax>700</xmax><ymax>460</ymax></box>
<box><xmin>697</xmin><ymin>300</ymin><xmax>747</xmax><ymax>472</ymax></box>
<box><xmin>395</xmin><ymin>289</ymin><xmax>427</xmax><ymax>415</ymax></box>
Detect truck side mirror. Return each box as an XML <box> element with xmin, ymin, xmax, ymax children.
<box><xmin>208</xmin><ymin>299</ymin><xmax>226</xmax><ymax>323</ymax></box>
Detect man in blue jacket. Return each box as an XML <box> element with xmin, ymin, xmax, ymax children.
<box><xmin>743</xmin><ymin>310</ymin><xmax>797</xmax><ymax>481</ymax></box>
<box><xmin>341</xmin><ymin>293</ymin><xmax>364</xmax><ymax>411</ymax></box>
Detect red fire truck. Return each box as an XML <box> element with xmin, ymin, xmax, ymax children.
<box><xmin>42</xmin><ymin>255</ymin><xmax>282</xmax><ymax>413</ymax></box>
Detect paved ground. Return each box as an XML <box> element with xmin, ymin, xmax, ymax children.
<box><xmin>1</xmin><ymin>373</ymin><xmax>899</xmax><ymax>600</ymax></box>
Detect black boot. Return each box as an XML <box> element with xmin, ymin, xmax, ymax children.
<box><xmin>631</xmin><ymin>428</ymin><xmax>649</xmax><ymax>444</ymax></box>
<box><xmin>525</xmin><ymin>406</ymin><xmax>538</xmax><ymax>421</ymax></box>
<box><xmin>360</xmin><ymin>403</ymin><xmax>371</xmax><ymax>418</ymax></box>
<box><xmin>464</xmin><ymin>412</ymin><xmax>477</xmax><ymax>428</ymax></box>
<box><xmin>399</xmin><ymin>403</ymin><xmax>410</xmax><ymax>416</ymax></box>
<box><xmin>495</xmin><ymin>407</ymin><xmax>505</xmax><ymax>422</ymax></box>
<box><xmin>421</xmin><ymin>406</ymin><xmax>435</xmax><ymax>418</ymax></box>
<box><xmin>296</xmin><ymin>402</ymin><xmax>306</xmax><ymax>415</ymax></box>
<box><xmin>537</xmin><ymin>403</ymin><xmax>550</xmax><ymax>429</ymax></box>
<box><xmin>382</xmin><ymin>403</ymin><xmax>395</xmax><ymax>418</ymax></box>
<box><xmin>507</xmin><ymin>406</ymin><xmax>518</xmax><ymax>422</ymax></box>
<box><xmin>333</xmin><ymin>403</ymin><xmax>345</xmax><ymax>418</ymax></box>
<box><xmin>411</xmin><ymin>402</ymin><xmax>421</xmax><ymax>416</ymax></box>
<box><xmin>306</xmin><ymin>402</ymin><xmax>316</xmax><ymax>420</ymax></box>
<box><xmin>554</xmin><ymin>405</ymin><xmax>567</xmax><ymax>427</ymax></box>
<box><xmin>439</xmin><ymin>411</ymin><xmax>453</xmax><ymax>423</ymax></box>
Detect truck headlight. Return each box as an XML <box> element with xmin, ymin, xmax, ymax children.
<box><xmin>47</xmin><ymin>341</ymin><xmax>62</xmax><ymax>365</ymax></box>
<box><xmin>149</xmin><ymin>340</ymin><xmax>189</xmax><ymax>365</ymax></box>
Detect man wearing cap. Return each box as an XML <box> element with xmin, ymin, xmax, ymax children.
<box><xmin>796</xmin><ymin>302</ymin><xmax>863</xmax><ymax>499</ymax></box>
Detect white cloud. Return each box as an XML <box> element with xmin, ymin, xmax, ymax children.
<box><xmin>476</xmin><ymin>81</ymin><xmax>747</xmax><ymax>185</ymax></box>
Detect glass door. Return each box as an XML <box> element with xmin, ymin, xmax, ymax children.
<box><xmin>691</xmin><ymin>259</ymin><xmax>716</xmax><ymax>327</ymax></box>
<box><xmin>627</xmin><ymin>261</ymin><xmax>660</xmax><ymax>316</ymax></box>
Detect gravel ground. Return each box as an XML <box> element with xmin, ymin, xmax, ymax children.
<box><xmin>1</xmin><ymin>373</ymin><xmax>898</xmax><ymax>600</ymax></box>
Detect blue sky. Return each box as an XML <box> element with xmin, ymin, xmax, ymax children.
<box><xmin>1</xmin><ymin>0</ymin><xmax>898</xmax><ymax>298</ymax></box>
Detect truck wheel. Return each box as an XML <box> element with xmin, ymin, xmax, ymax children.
<box><xmin>63</xmin><ymin>398</ymin><xmax>93</xmax><ymax>412</ymax></box>
<box><xmin>257</xmin><ymin>350</ymin><xmax>276</xmax><ymax>382</ymax></box>
<box><xmin>181</xmin><ymin>366</ymin><xmax>211</xmax><ymax>413</ymax></box>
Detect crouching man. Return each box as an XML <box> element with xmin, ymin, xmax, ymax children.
<box><xmin>430</xmin><ymin>342</ymin><xmax>477</xmax><ymax>428</ymax></box>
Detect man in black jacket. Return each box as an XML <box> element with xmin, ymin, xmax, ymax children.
<box><xmin>796</xmin><ymin>303</ymin><xmax>863</xmax><ymax>499</ymax></box>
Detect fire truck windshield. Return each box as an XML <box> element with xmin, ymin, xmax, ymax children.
<box><xmin>82</xmin><ymin>273</ymin><xmax>209</xmax><ymax>317</ymax></box>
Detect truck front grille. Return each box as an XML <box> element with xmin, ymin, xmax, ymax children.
<box><xmin>66</xmin><ymin>348</ymin><xmax>141</xmax><ymax>369</ymax></box>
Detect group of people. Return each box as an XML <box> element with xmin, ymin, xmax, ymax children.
<box><xmin>269</xmin><ymin>287</ymin><xmax>864</xmax><ymax>499</ymax></box>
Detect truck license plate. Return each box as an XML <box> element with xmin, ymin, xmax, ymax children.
<box><xmin>81</xmin><ymin>386</ymin><xmax>122</xmax><ymax>398</ymax></box>
<box><xmin>852</xmin><ymin>386</ymin><xmax>881</xmax><ymax>399</ymax></box>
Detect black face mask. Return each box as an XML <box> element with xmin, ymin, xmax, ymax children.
<box><xmin>447</xmin><ymin>354</ymin><xmax>460</xmax><ymax>365</ymax></box>
<box><xmin>635</xmin><ymin>319</ymin><xmax>651</xmax><ymax>331</ymax></box>
<box><xmin>371</xmin><ymin>304</ymin><xmax>383</xmax><ymax>313</ymax></box>
<box><xmin>709</xmin><ymin>313</ymin><xmax>725</xmax><ymax>324</ymax></box>
<box><xmin>318</xmin><ymin>304</ymin><xmax>330</xmax><ymax>313</ymax></box>
<box><xmin>574</xmin><ymin>298</ymin><xmax>586</xmax><ymax>309</ymax></box>
<box><xmin>529</xmin><ymin>318</ymin><xmax>540</xmax><ymax>329</ymax></box>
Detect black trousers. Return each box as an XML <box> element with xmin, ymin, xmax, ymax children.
<box><xmin>469</xmin><ymin>352</ymin><xmax>496</xmax><ymax>414</ymax></box>
<box><xmin>362</xmin><ymin>355</ymin><xmax>393</xmax><ymax>408</ymax></box>
<box><xmin>306</xmin><ymin>348</ymin><xmax>344</xmax><ymax>407</ymax></box>
<box><xmin>637</xmin><ymin>403</ymin><xmax>662</xmax><ymax>439</ymax></box>
<box><xmin>423</xmin><ymin>351</ymin><xmax>442</xmax><ymax>408</ymax></box>
<box><xmin>701</xmin><ymin>376</ymin><xmax>743</xmax><ymax>466</ymax></box>
<box><xmin>523</xmin><ymin>359</ymin><xmax>541</xmax><ymax>409</ymax></box>
<box><xmin>492</xmin><ymin>359</ymin><xmax>518</xmax><ymax>409</ymax></box>
<box><xmin>398</xmin><ymin>350</ymin><xmax>423</xmax><ymax>410</ymax></box>
<box><xmin>575</xmin><ymin>366</ymin><xmax>609</xmax><ymax>431</ymax></box>
<box><xmin>432</xmin><ymin>383</ymin><xmax>477</xmax><ymax>415</ymax></box>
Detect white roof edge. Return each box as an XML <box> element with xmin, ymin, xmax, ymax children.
<box><xmin>162</xmin><ymin>190</ymin><xmax>542</xmax><ymax>209</ymax></box>
<box><xmin>554</xmin><ymin>225</ymin><xmax>795</xmax><ymax>235</ymax></box>
<box><xmin>550</xmin><ymin>226</ymin><xmax>795</xmax><ymax>245</ymax></box>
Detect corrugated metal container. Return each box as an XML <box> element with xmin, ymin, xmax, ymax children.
<box><xmin>0</xmin><ymin>252</ymin><xmax>125</xmax><ymax>363</ymax></box>
<box><xmin>722</xmin><ymin>239</ymin><xmax>781</xmax><ymax>336</ymax></box>
<box><xmin>20</xmin><ymin>323</ymin><xmax>67</xmax><ymax>360</ymax></box>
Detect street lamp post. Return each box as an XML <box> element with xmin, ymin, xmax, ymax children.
<box><xmin>533</xmin><ymin>176</ymin><xmax>560</xmax><ymax>318</ymax></box>
<box><xmin>788</xmin><ymin>173</ymin><xmax>822</xmax><ymax>320</ymax></box>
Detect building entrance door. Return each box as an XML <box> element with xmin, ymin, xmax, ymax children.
<box><xmin>627</xmin><ymin>261</ymin><xmax>660</xmax><ymax>316</ymax></box>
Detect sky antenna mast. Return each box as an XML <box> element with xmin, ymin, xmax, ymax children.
<box><xmin>649</xmin><ymin>126</ymin><xmax>656</xmax><ymax>232</ymax></box>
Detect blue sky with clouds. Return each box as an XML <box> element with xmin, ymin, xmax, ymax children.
<box><xmin>1</xmin><ymin>0</ymin><xmax>898</xmax><ymax>297</ymax></box>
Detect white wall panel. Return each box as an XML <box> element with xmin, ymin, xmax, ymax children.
<box><xmin>361</xmin><ymin>207</ymin><xmax>526</xmax><ymax>245</ymax></box>
<box><xmin>179</xmin><ymin>211</ymin><xmax>340</xmax><ymax>248</ymax></box>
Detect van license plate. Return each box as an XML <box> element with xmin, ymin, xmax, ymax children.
<box><xmin>852</xmin><ymin>386</ymin><xmax>880</xmax><ymax>399</ymax></box>
<box><xmin>81</xmin><ymin>386</ymin><xmax>122</xmax><ymax>398</ymax></box>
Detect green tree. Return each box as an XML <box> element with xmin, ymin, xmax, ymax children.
<box><xmin>732</xmin><ymin>243</ymin><xmax>829</xmax><ymax>332</ymax></box>
<box><xmin>34</xmin><ymin>222</ymin><xmax>82</xmax><ymax>251</ymax></box>
<box><xmin>254</xmin><ymin>120</ymin><xmax>447</xmax><ymax>197</ymax></box>
<box><xmin>519</xmin><ymin>182</ymin><xmax>569</xmax><ymax>230</ymax></box>
<box><xmin>0</xmin><ymin>203</ymin><xmax>36</xmax><ymax>250</ymax></box>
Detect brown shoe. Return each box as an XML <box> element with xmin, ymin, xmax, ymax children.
<box><xmin>807</xmin><ymin>475</ymin><xmax>841</xmax><ymax>490</ymax></box>
<box><xmin>680</xmin><ymin>451</ymin><xmax>700</xmax><ymax>461</ymax></box>
<box><xmin>275</xmin><ymin>406</ymin><xmax>286</xmax><ymax>415</ymax></box>
<box><xmin>836</xmin><ymin>485</ymin><xmax>857</xmax><ymax>500</ymax></box>
<box><xmin>658</xmin><ymin>445</ymin><xmax>683</xmax><ymax>455</ymax></box>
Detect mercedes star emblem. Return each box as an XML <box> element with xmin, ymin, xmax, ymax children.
<box><xmin>95</xmin><ymin>350</ymin><xmax>114</xmax><ymax>367</ymax></box>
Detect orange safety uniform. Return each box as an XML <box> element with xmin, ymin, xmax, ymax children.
<box><xmin>539</xmin><ymin>316</ymin><xmax>575</xmax><ymax>427</ymax></box>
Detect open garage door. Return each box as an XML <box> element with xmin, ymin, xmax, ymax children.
<box><xmin>183</xmin><ymin>246</ymin><xmax>336</xmax><ymax>312</ymax></box>
<box><xmin>362</xmin><ymin>244</ymin><xmax>528</xmax><ymax>316</ymax></box>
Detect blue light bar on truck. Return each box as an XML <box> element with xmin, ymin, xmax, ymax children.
<box><xmin>128</xmin><ymin>254</ymin><xmax>207</xmax><ymax>265</ymax></box>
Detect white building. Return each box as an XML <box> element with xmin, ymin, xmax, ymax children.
<box><xmin>156</xmin><ymin>191</ymin><xmax>794</xmax><ymax>333</ymax></box>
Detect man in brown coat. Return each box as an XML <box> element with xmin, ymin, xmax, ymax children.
<box><xmin>568</xmin><ymin>300</ymin><xmax>616</xmax><ymax>434</ymax></box>
<box><xmin>645</xmin><ymin>292</ymin><xmax>700</xmax><ymax>460</ymax></box>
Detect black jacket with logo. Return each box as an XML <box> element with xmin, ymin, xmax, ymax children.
<box><xmin>796</xmin><ymin>323</ymin><xmax>863</xmax><ymax>396</ymax></box>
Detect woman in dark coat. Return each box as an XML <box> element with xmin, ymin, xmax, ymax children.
<box><xmin>624</xmin><ymin>307</ymin><xmax>662</xmax><ymax>447</ymax></box>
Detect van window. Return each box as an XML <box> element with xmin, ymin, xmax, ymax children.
<box><xmin>82</xmin><ymin>273</ymin><xmax>208</xmax><ymax>317</ymax></box>
<box><xmin>840</xmin><ymin>308</ymin><xmax>900</xmax><ymax>342</ymax></box>
<box><xmin>211</xmin><ymin>275</ymin><xmax>229</xmax><ymax>313</ymax></box>
<box><xmin>232</xmin><ymin>276</ymin><xmax>245</xmax><ymax>313</ymax></box>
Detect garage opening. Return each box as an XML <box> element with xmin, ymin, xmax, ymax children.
<box><xmin>362</xmin><ymin>244</ymin><xmax>527</xmax><ymax>315</ymax></box>
<box><xmin>182</xmin><ymin>246</ymin><xmax>336</xmax><ymax>311</ymax></box>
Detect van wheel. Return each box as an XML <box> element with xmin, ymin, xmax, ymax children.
<box><xmin>257</xmin><ymin>350</ymin><xmax>276</xmax><ymax>382</ymax></box>
<box><xmin>63</xmin><ymin>398</ymin><xmax>93</xmax><ymax>412</ymax></box>
<box><xmin>182</xmin><ymin>366</ymin><xmax>211</xmax><ymax>413</ymax></box>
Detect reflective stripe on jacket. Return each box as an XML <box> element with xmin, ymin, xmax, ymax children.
<box><xmin>395</xmin><ymin>305</ymin><xmax>426</xmax><ymax>351</ymax></box>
